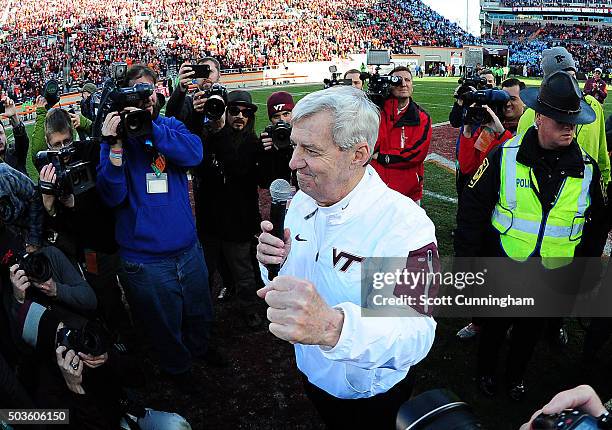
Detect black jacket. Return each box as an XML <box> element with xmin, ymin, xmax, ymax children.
<box><xmin>165</xmin><ymin>88</ymin><xmax>203</xmax><ymax>134</ymax></box>
<box><xmin>3</xmin><ymin>122</ymin><xmax>29</xmax><ymax>174</ymax></box>
<box><xmin>455</xmin><ymin>127</ymin><xmax>609</xmax><ymax>259</ymax></box>
<box><xmin>195</xmin><ymin>126</ymin><xmax>275</xmax><ymax>242</ymax></box>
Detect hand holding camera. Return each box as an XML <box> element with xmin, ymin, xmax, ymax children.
<box><xmin>178</xmin><ymin>63</ymin><xmax>196</xmax><ymax>92</ymax></box>
<box><xmin>193</xmin><ymin>89</ymin><xmax>208</xmax><ymax>113</ymax></box>
<box><xmin>55</xmin><ymin>346</ymin><xmax>85</xmax><ymax>394</ymax></box>
<box><xmin>2</xmin><ymin>96</ymin><xmax>17</xmax><ymax>118</ymax></box>
<box><xmin>481</xmin><ymin>105</ymin><xmax>505</xmax><ymax>134</ymax></box>
<box><xmin>102</xmin><ymin>111</ymin><xmax>123</xmax><ymax>144</ymax></box>
<box><xmin>261</xmin><ymin>132</ymin><xmax>274</xmax><ymax>151</ymax></box>
<box><xmin>9</xmin><ymin>264</ymin><xmax>30</xmax><ymax>303</ymax></box>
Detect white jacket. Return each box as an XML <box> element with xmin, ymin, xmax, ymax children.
<box><xmin>260</xmin><ymin>166</ymin><xmax>437</xmax><ymax>399</ymax></box>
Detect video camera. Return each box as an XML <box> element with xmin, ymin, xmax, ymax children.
<box><xmin>201</xmin><ymin>83</ymin><xmax>228</xmax><ymax>122</ymax></box>
<box><xmin>396</xmin><ymin>389</ymin><xmax>610</xmax><ymax>429</ymax></box>
<box><xmin>361</xmin><ymin>49</ymin><xmax>402</xmax><ymax>107</ymax></box>
<box><xmin>264</xmin><ymin>120</ymin><xmax>292</xmax><ymax>150</ymax></box>
<box><xmin>35</xmin><ymin>142</ymin><xmax>96</xmax><ymax>198</ymax></box>
<box><xmin>43</xmin><ymin>79</ymin><xmax>61</xmax><ymax>109</ymax></box>
<box><xmin>5</xmin><ymin>251</ymin><xmax>53</xmax><ymax>283</ymax></box>
<box><xmin>460</xmin><ymin>89</ymin><xmax>510</xmax><ymax>126</ymax></box>
<box><xmin>323</xmin><ymin>66</ymin><xmax>352</xmax><ymax>89</ymax></box>
<box><xmin>93</xmin><ymin>78</ymin><xmax>154</xmax><ymax>139</ymax></box>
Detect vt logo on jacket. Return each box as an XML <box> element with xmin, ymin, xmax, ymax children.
<box><xmin>332</xmin><ymin>248</ymin><xmax>365</xmax><ymax>272</ymax></box>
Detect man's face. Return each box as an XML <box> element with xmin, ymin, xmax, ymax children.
<box><xmin>345</xmin><ymin>72</ymin><xmax>363</xmax><ymax>90</ymax></box>
<box><xmin>197</xmin><ymin>60</ymin><xmax>221</xmax><ymax>90</ymax></box>
<box><xmin>483</xmin><ymin>73</ymin><xmax>495</xmax><ymax>87</ymax></box>
<box><xmin>537</xmin><ymin>114</ymin><xmax>576</xmax><ymax>149</ymax></box>
<box><xmin>289</xmin><ymin>111</ymin><xmax>362</xmax><ymax>206</ymax></box>
<box><xmin>502</xmin><ymin>85</ymin><xmax>525</xmax><ymax>122</ymax></box>
<box><xmin>0</xmin><ymin>123</ymin><xmax>6</xmax><ymax>154</ymax></box>
<box><xmin>390</xmin><ymin>71</ymin><xmax>413</xmax><ymax>100</ymax></box>
<box><xmin>47</xmin><ymin>130</ymin><xmax>72</xmax><ymax>151</ymax></box>
<box><xmin>130</xmin><ymin>76</ymin><xmax>159</xmax><ymax>118</ymax></box>
<box><xmin>81</xmin><ymin>91</ymin><xmax>91</xmax><ymax>101</ymax></box>
<box><xmin>594</xmin><ymin>71</ymin><xmax>602</xmax><ymax>80</ymax></box>
<box><xmin>271</xmin><ymin>110</ymin><xmax>292</xmax><ymax>125</ymax></box>
<box><xmin>227</xmin><ymin>104</ymin><xmax>253</xmax><ymax>130</ymax></box>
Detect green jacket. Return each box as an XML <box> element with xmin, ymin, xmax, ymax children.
<box><xmin>30</xmin><ymin>107</ymin><xmax>92</xmax><ymax>166</ymax></box>
<box><xmin>517</xmin><ymin>95</ymin><xmax>610</xmax><ymax>185</ymax></box>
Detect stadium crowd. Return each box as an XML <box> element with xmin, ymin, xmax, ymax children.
<box><xmin>0</xmin><ymin>0</ymin><xmax>477</xmax><ymax>99</ymax></box>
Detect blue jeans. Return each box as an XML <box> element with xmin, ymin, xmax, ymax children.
<box><xmin>119</xmin><ymin>242</ymin><xmax>213</xmax><ymax>374</ymax></box>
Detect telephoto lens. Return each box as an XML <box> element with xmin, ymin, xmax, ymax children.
<box><xmin>396</xmin><ymin>389</ymin><xmax>484</xmax><ymax>430</ymax></box>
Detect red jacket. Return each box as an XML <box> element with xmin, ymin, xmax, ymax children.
<box><xmin>371</xmin><ymin>98</ymin><xmax>432</xmax><ymax>201</ymax></box>
<box><xmin>458</xmin><ymin>127</ymin><xmax>513</xmax><ymax>176</ymax></box>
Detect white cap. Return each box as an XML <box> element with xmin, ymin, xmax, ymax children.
<box><xmin>595</xmin><ymin>67</ymin><xmax>603</xmax><ymax>73</ymax></box>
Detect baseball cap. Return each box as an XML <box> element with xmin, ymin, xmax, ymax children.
<box><xmin>267</xmin><ymin>92</ymin><xmax>294</xmax><ymax>119</ymax></box>
<box><xmin>541</xmin><ymin>47</ymin><xmax>576</xmax><ymax>78</ymax></box>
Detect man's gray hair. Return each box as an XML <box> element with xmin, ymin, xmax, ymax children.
<box><xmin>291</xmin><ymin>86</ymin><xmax>380</xmax><ymax>151</ymax></box>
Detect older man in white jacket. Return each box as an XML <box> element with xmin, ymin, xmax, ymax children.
<box><xmin>256</xmin><ymin>86</ymin><xmax>438</xmax><ymax>429</ymax></box>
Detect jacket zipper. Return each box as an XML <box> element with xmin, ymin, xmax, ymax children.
<box><xmin>534</xmin><ymin>178</ymin><xmax>567</xmax><ymax>256</ymax></box>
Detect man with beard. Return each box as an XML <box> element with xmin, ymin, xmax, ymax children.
<box><xmin>195</xmin><ymin>90</ymin><xmax>273</xmax><ymax>328</ymax></box>
<box><xmin>96</xmin><ymin>65</ymin><xmax>213</xmax><ymax>392</ymax></box>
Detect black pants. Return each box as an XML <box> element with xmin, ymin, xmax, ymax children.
<box><xmin>584</xmin><ymin>318</ymin><xmax>612</xmax><ymax>358</ymax></box>
<box><xmin>203</xmin><ymin>237</ymin><xmax>260</xmax><ymax>314</ymax></box>
<box><xmin>302</xmin><ymin>372</ymin><xmax>415</xmax><ymax>429</ymax></box>
<box><xmin>478</xmin><ymin>318</ymin><xmax>545</xmax><ymax>383</ymax></box>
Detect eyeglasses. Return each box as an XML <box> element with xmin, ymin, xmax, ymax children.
<box><xmin>48</xmin><ymin>138</ymin><xmax>72</xmax><ymax>151</ymax></box>
<box><xmin>228</xmin><ymin>106</ymin><xmax>254</xmax><ymax>117</ymax></box>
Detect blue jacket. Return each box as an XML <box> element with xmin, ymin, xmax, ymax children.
<box><xmin>96</xmin><ymin>115</ymin><xmax>203</xmax><ymax>263</ymax></box>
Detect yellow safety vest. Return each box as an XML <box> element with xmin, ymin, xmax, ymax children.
<box><xmin>491</xmin><ymin>134</ymin><xmax>593</xmax><ymax>269</ymax></box>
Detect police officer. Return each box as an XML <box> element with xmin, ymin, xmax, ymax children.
<box><xmin>455</xmin><ymin>71</ymin><xmax>609</xmax><ymax>401</ymax></box>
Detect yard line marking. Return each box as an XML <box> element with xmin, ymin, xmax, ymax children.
<box><xmin>426</xmin><ymin>153</ymin><xmax>455</xmax><ymax>171</ymax></box>
<box><xmin>424</xmin><ymin>190</ymin><xmax>457</xmax><ymax>204</ymax></box>
<box><xmin>432</xmin><ymin>121</ymin><xmax>450</xmax><ymax>128</ymax></box>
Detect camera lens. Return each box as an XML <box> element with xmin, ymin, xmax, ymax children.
<box><xmin>396</xmin><ymin>389</ymin><xmax>484</xmax><ymax>430</ymax></box>
<box><xmin>204</xmin><ymin>97</ymin><xmax>226</xmax><ymax>120</ymax></box>
<box><xmin>21</xmin><ymin>252</ymin><xmax>53</xmax><ymax>283</ymax></box>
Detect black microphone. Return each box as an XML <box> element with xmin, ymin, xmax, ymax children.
<box><xmin>268</xmin><ymin>179</ymin><xmax>293</xmax><ymax>281</ymax></box>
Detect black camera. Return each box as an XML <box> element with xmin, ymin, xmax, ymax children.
<box><xmin>118</xmin><ymin>110</ymin><xmax>153</xmax><ymax>139</ymax></box>
<box><xmin>5</xmin><ymin>251</ymin><xmax>53</xmax><ymax>283</ymax></box>
<box><xmin>57</xmin><ymin>321</ymin><xmax>112</xmax><ymax>356</ymax></box>
<box><xmin>189</xmin><ymin>64</ymin><xmax>211</xmax><ymax>79</ymax></box>
<box><xmin>323</xmin><ymin>66</ymin><xmax>352</xmax><ymax>89</ymax></box>
<box><xmin>366</xmin><ymin>73</ymin><xmax>402</xmax><ymax>107</ymax></box>
<box><xmin>264</xmin><ymin>120</ymin><xmax>292</xmax><ymax>150</ymax></box>
<box><xmin>202</xmin><ymin>83</ymin><xmax>228</xmax><ymax>121</ymax></box>
<box><xmin>532</xmin><ymin>410</ymin><xmax>609</xmax><ymax>429</ymax></box>
<box><xmin>460</xmin><ymin>89</ymin><xmax>510</xmax><ymax>125</ymax></box>
<box><xmin>396</xmin><ymin>389</ymin><xmax>483</xmax><ymax>429</ymax></box>
<box><xmin>111</xmin><ymin>62</ymin><xmax>128</xmax><ymax>85</ymax></box>
<box><xmin>35</xmin><ymin>143</ymin><xmax>95</xmax><ymax>198</ymax></box>
<box><xmin>43</xmin><ymin>79</ymin><xmax>61</xmax><ymax>109</ymax></box>
<box><xmin>94</xmin><ymin>81</ymin><xmax>154</xmax><ymax>139</ymax></box>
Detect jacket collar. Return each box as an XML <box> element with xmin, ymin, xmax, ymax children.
<box><xmin>293</xmin><ymin>166</ymin><xmax>388</xmax><ymax>225</ymax></box>
<box><xmin>385</xmin><ymin>98</ymin><xmax>421</xmax><ymax>127</ymax></box>
<box><xmin>517</xmin><ymin>127</ymin><xmax>586</xmax><ymax>178</ymax></box>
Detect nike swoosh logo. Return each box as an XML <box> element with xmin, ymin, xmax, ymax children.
<box><xmin>295</xmin><ymin>234</ymin><xmax>307</xmax><ymax>242</ymax></box>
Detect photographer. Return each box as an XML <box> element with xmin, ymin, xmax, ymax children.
<box><xmin>79</xmin><ymin>82</ymin><xmax>97</xmax><ymax>122</ymax></box>
<box><xmin>0</xmin><ymin>96</ymin><xmax>29</xmax><ymax>174</ymax></box>
<box><xmin>196</xmin><ymin>90</ymin><xmax>272</xmax><ymax>328</ymax></box>
<box><xmin>16</xmin><ymin>303</ymin><xmax>191</xmax><ymax>429</ymax></box>
<box><xmin>96</xmin><ymin>64</ymin><xmax>213</xmax><ymax>389</ymax></box>
<box><xmin>32</xmin><ymin>106</ymin><xmax>128</xmax><ymax>336</ymax></box>
<box><xmin>260</xmin><ymin>91</ymin><xmax>294</xmax><ymax>182</ymax></box>
<box><xmin>371</xmin><ymin>66</ymin><xmax>432</xmax><ymax>205</ymax></box>
<box><xmin>344</xmin><ymin>69</ymin><xmax>364</xmax><ymax>90</ymax></box>
<box><xmin>165</xmin><ymin>57</ymin><xmax>222</xmax><ymax>133</ymax></box>
<box><xmin>456</xmin><ymin>78</ymin><xmax>526</xmax><ymax>196</ymax></box>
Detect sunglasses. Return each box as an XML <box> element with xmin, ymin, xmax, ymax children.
<box><xmin>228</xmin><ymin>106</ymin><xmax>254</xmax><ymax>117</ymax></box>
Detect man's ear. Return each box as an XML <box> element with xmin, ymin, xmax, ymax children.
<box><xmin>352</xmin><ymin>142</ymin><xmax>371</xmax><ymax>168</ymax></box>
